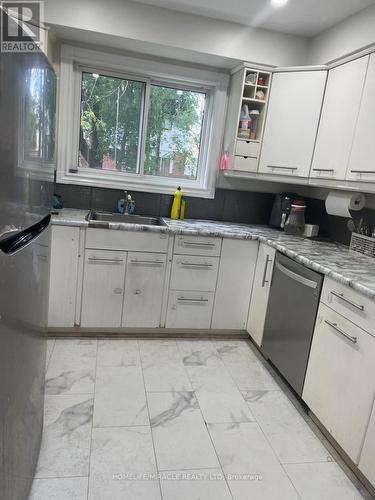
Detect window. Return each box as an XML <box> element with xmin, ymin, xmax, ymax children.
<box><xmin>79</xmin><ymin>72</ymin><xmax>145</xmax><ymax>173</ymax></box>
<box><xmin>58</xmin><ymin>45</ymin><xmax>228</xmax><ymax>197</ymax></box>
<box><xmin>145</xmin><ymin>85</ymin><xmax>206</xmax><ymax>180</ymax></box>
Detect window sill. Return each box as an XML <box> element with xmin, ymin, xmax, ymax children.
<box><xmin>56</xmin><ymin>168</ymin><xmax>216</xmax><ymax>198</ymax></box>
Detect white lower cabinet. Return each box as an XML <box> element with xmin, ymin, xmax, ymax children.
<box><xmin>80</xmin><ymin>249</ymin><xmax>127</xmax><ymax>328</ymax></box>
<box><xmin>247</xmin><ymin>243</ymin><xmax>276</xmax><ymax>346</ymax></box>
<box><xmin>122</xmin><ymin>252</ymin><xmax>167</xmax><ymax>328</ymax></box>
<box><xmin>359</xmin><ymin>401</ymin><xmax>375</xmax><ymax>487</ymax></box>
<box><xmin>48</xmin><ymin>225</ymin><xmax>80</xmax><ymax>328</ymax></box>
<box><xmin>166</xmin><ymin>291</ymin><xmax>214</xmax><ymax>329</ymax></box>
<box><xmin>212</xmin><ymin>239</ymin><xmax>258</xmax><ymax>330</ymax></box>
<box><xmin>302</xmin><ymin>303</ymin><xmax>375</xmax><ymax>463</ymax></box>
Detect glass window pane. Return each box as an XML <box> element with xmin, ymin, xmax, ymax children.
<box><xmin>79</xmin><ymin>72</ymin><xmax>145</xmax><ymax>173</ymax></box>
<box><xmin>145</xmin><ymin>85</ymin><xmax>206</xmax><ymax>180</ymax></box>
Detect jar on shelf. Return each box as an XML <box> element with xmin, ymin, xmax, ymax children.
<box><xmin>284</xmin><ymin>200</ymin><xmax>306</xmax><ymax>236</ymax></box>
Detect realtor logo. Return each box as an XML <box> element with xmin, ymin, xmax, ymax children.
<box><xmin>1</xmin><ymin>1</ymin><xmax>44</xmax><ymax>52</ymax></box>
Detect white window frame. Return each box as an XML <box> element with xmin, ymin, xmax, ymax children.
<box><xmin>57</xmin><ymin>45</ymin><xmax>229</xmax><ymax>198</ymax></box>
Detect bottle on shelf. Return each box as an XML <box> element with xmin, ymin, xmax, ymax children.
<box><xmin>238</xmin><ymin>104</ymin><xmax>252</xmax><ymax>139</ymax></box>
<box><xmin>249</xmin><ymin>110</ymin><xmax>260</xmax><ymax>140</ymax></box>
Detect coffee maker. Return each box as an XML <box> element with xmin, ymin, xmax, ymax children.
<box><xmin>269</xmin><ymin>193</ymin><xmax>297</xmax><ymax>229</ymax></box>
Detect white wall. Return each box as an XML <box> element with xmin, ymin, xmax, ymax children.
<box><xmin>309</xmin><ymin>3</ymin><xmax>375</xmax><ymax>64</ymax></box>
<box><xmin>44</xmin><ymin>0</ymin><xmax>309</xmax><ymax>68</ymax></box>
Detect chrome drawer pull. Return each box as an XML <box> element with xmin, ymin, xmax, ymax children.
<box><xmin>266</xmin><ymin>165</ymin><xmax>298</xmax><ymax>171</ymax></box>
<box><xmin>177</xmin><ymin>297</ymin><xmax>209</xmax><ymax>303</ymax></box>
<box><xmin>180</xmin><ymin>261</ymin><xmax>213</xmax><ymax>268</ymax></box>
<box><xmin>130</xmin><ymin>259</ymin><xmax>164</xmax><ymax>265</ymax></box>
<box><xmin>261</xmin><ymin>255</ymin><xmax>272</xmax><ymax>287</ymax></box>
<box><xmin>312</xmin><ymin>168</ymin><xmax>334</xmax><ymax>172</ymax></box>
<box><xmin>182</xmin><ymin>241</ymin><xmax>215</xmax><ymax>247</ymax></box>
<box><xmin>88</xmin><ymin>257</ymin><xmax>123</xmax><ymax>264</ymax></box>
<box><xmin>325</xmin><ymin>320</ymin><xmax>357</xmax><ymax>344</ymax></box>
<box><xmin>350</xmin><ymin>170</ymin><xmax>375</xmax><ymax>174</ymax></box>
<box><xmin>330</xmin><ymin>291</ymin><xmax>364</xmax><ymax>311</ymax></box>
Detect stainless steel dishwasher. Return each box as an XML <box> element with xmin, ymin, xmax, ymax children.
<box><xmin>261</xmin><ymin>252</ymin><xmax>323</xmax><ymax>396</ymax></box>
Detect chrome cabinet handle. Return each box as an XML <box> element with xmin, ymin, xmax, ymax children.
<box><xmin>261</xmin><ymin>255</ymin><xmax>272</xmax><ymax>287</ymax></box>
<box><xmin>330</xmin><ymin>291</ymin><xmax>364</xmax><ymax>311</ymax></box>
<box><xmin>182</xmin><ymin>241</ymin><xmax>216</xmax><ymax>247</ymax></box>
<box><xmin>350</xmin><ymin>170</ymin><xmax>375</xmax><ymax>174</ymax></box>
<box><xmin>177</xmin><ymin>297</ymin><xmax>209</xmax><ymax>303</ymax></box>
<box><xmin>130</xmin><ymin>259</ymin><xmax>164</xmax><ymax>265</ymax></box>
<box><xmin>312</xmin><ymin>168</ymin><xmax>334</xmax><ymax>172</ymax></box>
<box><xmin>88</xmin><ymin>257</ymin><xmax>123</xmax><ymax>264</ymax></box>
<box><xmin>180</xmin><ymin>261</ymin><xmax>213</xmax><ymax>268</ymax></box>
<box><xmin>266</xmin><ymin>165</ymin><xmax>298</xmax><ymax>171</ymax></box>
<box><xmin>324</xmin><ymin>320</ymin><xmax>357</xmax><ymax>344</ymax></box>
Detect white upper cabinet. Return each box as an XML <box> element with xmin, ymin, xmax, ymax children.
<box><xmin>311</xmin><ymin>56</ymin><xmax>369</xmax><ymax>181</ymax></box>
<box><xmin>347</xmin><ymin>53</ymin><xmax>375</xmax><ymax>182</ymax></box>
<box><xmin>258</xmin><ymin>70</ymin><xmax>327</xmax><ymax>177</ymax></box>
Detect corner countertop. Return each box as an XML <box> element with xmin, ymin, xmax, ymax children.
<box><xmin>51</xmin><ymin>208</ymin><xmax>375</xmax><ymax>301</ymax></box>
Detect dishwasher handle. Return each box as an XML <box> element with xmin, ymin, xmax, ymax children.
<box><xmin>275</xmin><ymin>260</ymin><xmax>318</xmax><ymax>289</ymax></box>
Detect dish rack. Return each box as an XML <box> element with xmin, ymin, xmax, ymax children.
<box><xmin>350</xmin><ymin>232</ymin><xmax>375</xmax><ymax>258</ymax></box>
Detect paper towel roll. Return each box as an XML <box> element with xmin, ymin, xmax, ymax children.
<box><xmin>325</xmin><ymin>191</ymin><xmax>366</xmax><ymax>217</ymax></box>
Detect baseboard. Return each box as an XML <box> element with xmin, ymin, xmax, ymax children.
<box><xmin>48</xmin><ymin>327</ymin><xmax>249</xmax><ymax>339</ymax></box>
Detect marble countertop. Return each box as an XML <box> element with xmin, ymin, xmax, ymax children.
<box><xmin>51</xmin><ymin>208</ymin><xmax>375</xmax><ymax>300</ymax></box>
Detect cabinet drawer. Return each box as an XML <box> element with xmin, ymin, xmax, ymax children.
<box><xmin>166</xmin><ymin>291</ymin><xmax>214</xmax><ymax>329</ymax></box>
<box><xmin>302</xmin><ymin>303</ymin><xmax>375</xmax><ymax>463</ymax></box>
<box><xmin>170</xmin><ymin>255</ymin><xmax>219</xmax><ymax>292</ymax></box>
<box><xmin>174</xmin><ymin>235</ymin><xmax>221</xmax><ymax>256</ymax></box>
<box><xmin>321</xmin><ymin>277</ymin><xmax>375</xmax><ymax>336</ymax></box>
<box><xmin>235</xmin><ymin>140</ymin><xmax>259</xmax><ymax>157</ymax></box>
<box><xmin>233</xmin><ymin>155</ymin><xmax>258</xmax><ymax>172</ymax></box>
<box><xmin>86</xmin><ymin>228</ymin><xmax>169</xmax><ymax>252</ymax></box>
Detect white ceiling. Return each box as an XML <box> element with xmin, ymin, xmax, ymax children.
<box><xmin>128</xmin><ymin>0</ymin><xmax>375</xmax><ymax>37</ymax></box>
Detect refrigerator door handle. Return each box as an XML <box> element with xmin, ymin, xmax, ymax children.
<box><xmin>0</xmin><ymin>214</ymin><xmax>51</xmax><ymax>255</ymax></box>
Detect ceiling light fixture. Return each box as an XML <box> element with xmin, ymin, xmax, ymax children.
<box><xmin>271</xmin><ymin>0</ymin><xmax>289</xmax><ymax>8</ymax></box>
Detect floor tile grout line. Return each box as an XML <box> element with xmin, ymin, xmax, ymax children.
<box><xmin>175</xmin><ymin>339</ymin><xmax>236</xmax><ymax>500</ymax></box>
<box><xmin>138</xmin><ymin>339</ymin><xmax>164</xmax><ymax>500</ymax></box>
<box><xmin>32</xmin><ymin>474</ymin><xmax>89</xmax><ymax>480</ymax></box>
<box><xmin>45</xmin><ymin>338</ymin><xmax>56</xmax><ymax>372</ymax></box>
<box><xmin>86</xmin><ymin>339</ymin><xmax>98</xmax><ymax>500</ymax></box>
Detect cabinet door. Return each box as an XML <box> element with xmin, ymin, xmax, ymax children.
<box><xmin>302</xmin><ymin>303</ymin><xmax>375</xmax><ymax>463</ymax></box>
<box><xmin>122</xmin><ymin>252</ymin><xmax>167</xmax><ymax>328</ymax></box>
<box><xmin>247</xmin><ymin>244</ymin><xmax>276</xmax><ymax>346</ymax></box>
<box><xmin>212</xmin><ymin>239</ymin><xmax>258</xmax><ymax>330</ymax></box>
<box><xmin>48</xmin><ymin>225</ymin><xmax>80</xmax><ymax>327</ymax></box>
<box><xmin>359</xmin><ymin>400</ymin><xmax>375</xmax><ymax>487</ymax></box>
<box><xmin>80</xmin><ymin>250</ymin><xmax>126</xmax><ymax>328</ymax></box>
<box><xmin>347</xmin><ymin>53</ymin><xmax>375</xmax><ymax>182</ymax></box>
<box><xmin>258</xmin><ymin>71</ymin><xmax>326</xmax><ymax>177</ymax></box>
<box><xmin>311</xmin><ymin>56</ymin><xmax>369</xmax><ymax>181</ymax></box>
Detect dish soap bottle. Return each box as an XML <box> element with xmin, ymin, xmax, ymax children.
<box><xmin>170</xmin><ymin>187</ymin><xmax>182</xmax><ymax>219</ymax></box>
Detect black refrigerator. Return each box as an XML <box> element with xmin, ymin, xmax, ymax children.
<box><xmin>0</xmin><ymin>26</ymin><xmax>56</xmax><ymax>500</ymax></box>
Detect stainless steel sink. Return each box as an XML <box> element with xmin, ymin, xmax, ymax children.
<box><xmin>86</xmin><ymin>210</ymin><xmax>167</xmax><ymax>226</ymax></box>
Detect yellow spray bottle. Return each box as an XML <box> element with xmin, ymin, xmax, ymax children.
<box><xmin>170</xmin><ymin>186</ymin><xmax>182</xmax><ymax>219</ymax></box>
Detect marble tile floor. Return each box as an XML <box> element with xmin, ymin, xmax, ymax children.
<box><xmin>29</xmin><ymin>337</ymin><xmax>373</xmax><ymax>500</ymax></box>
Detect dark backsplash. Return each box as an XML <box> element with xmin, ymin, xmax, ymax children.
<box><xmin>55</xmin><ymin>184</ymin><xmax>276</xmax><ymax>225</ymax></box>
<box><xmin>55</xmin><ymin>184</ymin><xmax>372</xmax><ymax>246</ymax></box>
